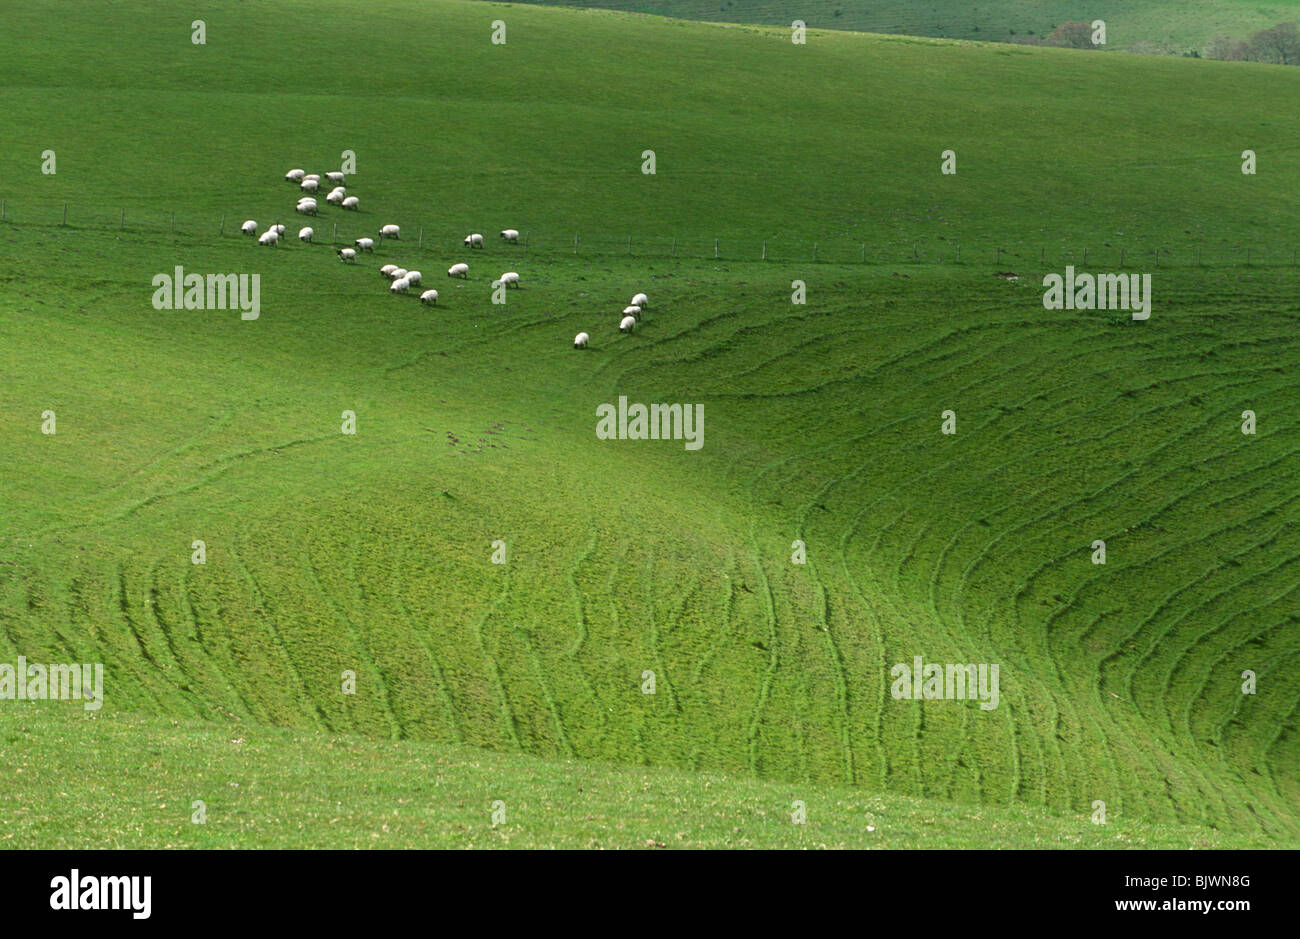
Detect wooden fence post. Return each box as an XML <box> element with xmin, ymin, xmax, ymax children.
<box><xmin>62</xmin><ymin>203</ymin><xmax>68</xmax><ymax>226</ymax></box>
<box><xmin>813</xmin><ymin>242</ymin><xmax>818</xmax><ymax>262</ymax></box>
<box><xmin>762</xmin><ymin>240</ymin><xmax>766</xmax><ymax>260</ymax></box>
<box><xmin>714</xmin><ymin>238</ymin><xmax>718</xmax><ymax>258</ymax></box>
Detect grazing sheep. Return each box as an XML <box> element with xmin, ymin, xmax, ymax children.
<box><xmin>631</xmin><ymin>292</ymin><xmax>648</xmax><ymax>308</ymax></box>
<box><xmin>623</xmin><ymin>305</ymin><xmax>642</xmax><ymax>319</ymax></box>
<box><xmin>341</xmin><ymin>196</ymin><xmax>359</xmax><ymax>210</ymax></box>
<box><xmin>390</xmin><ymin>277</ymin><xmax>410</xmax><ymax>294</ymax></box>
<box><xmin>271</xmin><ymin>224</ymin><xmax>287</xmax><ymax>236</ymax></box>
<box><xmin>295</xmin><ymin>201</ymin><xmax>317</xmax><ymax>215</ymax></box>
<box><xmin>285</xmin><ymin>169</ymin><xmax>306</xmax><ymax>182</ymax></box>
<box><xmin>499</xmin><ymin>271</ymin><xmax>520</xmax><ymax>288</ymax></box>
<box><xmin>379</xmin><ymin>224</ymin><xmax>400</xmax><ymax>240</ymax></box>
<box><xmin>240</xmin><ymin>220</ymin><xmax>258</xmax><ymax>236</ymax></box>
<box><xmin>574</xmin><ymin>332</ymin><xmax>589</xmax><ymax>349</ymax></box>
<box><xmin>499</xmin><ymin>229</ymin><xmax>519</xmax><ymax>243</ymax></box>
<box><xmin>405</xmin><ymin>270</ymin><xmax>422</xmax><ymax>287</ymax></box>
<box><xmin>619</xmin><ymin>315</ymin><xmax>636</xmax><ymax>333</ymax></box>
<box><xmin>355</xmin><ymin>237</ymin><xmax>375</xmax><ymax>252</ymax></box>
<box><xmin>390</xmin><ymin>268</ymin><xmax>408</xmax><ymax>282</ymax></box>
<box><xmin>420</xmin><ymin>289</ymin><xmax>439</xmax><ymax>305</ymax></box>
<box><xmin>326</xmin><ymin>188</ymin><xmax>345</xmax><ymax>205</ymax></box>
<box><xmin>338</xmin><ymin>247</ymin><xmax>356</xmax><ymax>262</ymax></box>
<box><xmin>298</xmin><ymin>227</ymin><xmax>313</xmax><ymax>243</ymax></box>
<box><xmin>300</xmin><ymin>178</ymin><xmax>319</xmax><ymax>192</ymax></box>
<box><xmin>380</xmin><ymin>264</ymin><xmax>398</xmax><ymax>278</ymax></box>
<box><xmin>258</xmin><ymin>230</ymin><xmax>279</xmax><ymax>247</ymax></box>
<box><xmin>464</xmin><ymin>233</ymin><xmax>484</xmax><ymax>248</ymax></box>
<box><xmin>303</xmin><ymin>174</ymin><xmax>321</xmax><ymax>183</ymax></box>
<box><xmin>448</xmin><ymin>263</ymin><xmax>469</xmax><ymax>278</ymax></box>
<box><xmin>325</xmin><ymin>171</ymin><xmax>346</xmax><ymax>184</ymax></box>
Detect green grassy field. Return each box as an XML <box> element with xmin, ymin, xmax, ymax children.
<box><xmin>481</xmin><ymin>0</ymin><xmax>1300</xmax><ymax>50</ymax></box>
<box><xmin>0</xmin><ymin>0</ymin><xmax>1296</xmax><ymax>848</ymax></box>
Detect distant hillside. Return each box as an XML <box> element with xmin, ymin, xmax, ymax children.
<box><xmin>478</xmin><ymin>0</ymin><xmax>1300</xmax><ymax>52</ymax></box>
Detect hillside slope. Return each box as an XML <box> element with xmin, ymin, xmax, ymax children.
<box><xmin>0</xmin><ymin>0</ymin><xmax>1296</xmax><ymax>847</ymax></box>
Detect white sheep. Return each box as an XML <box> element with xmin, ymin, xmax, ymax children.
<box><xmin>379</xmin><ymin>224</ymin><xmax>400</xmax><ymax>240</ymax></box>
<box><xmin>285</xmin><ymin>168</ymin><xmax>305</xmax><ymax>182</ymax></box>
<box><xmin>380</xmin><ymin>264</ymin><xmax>398</xmax><ymax>278</ymax></box>
<box><xmin>258</xmin><ymin>230</ymin><xmax>279</xmax><ymax>247</ymax></box>
<box><xmin>499</xmin><ymin>271</ymin><xmax>519</xmax><ymax>288</ymax></box>
<box><xmin>325</xmin><ymin>171</ymin><xmax>346</xmax><ymax>184</ymax></box>
<box><xmin>390</xmin><ymin>268</ymin><xmax>408</xmax><ymax>281</ymax></box>
<box><xmin>338</xmin><ymin>247</ymin><xmax>356</xmax><ymax>262</ymax></box>
<box><xmin>298</xmin><ymin>227</ymin><xmax>313</xmax><ymax>243</ymax></box>
<box><xmin>355</xmin><ymin>237</ymin><xmax>375</xmax><ymax>252</ymax></box>
<box><xmin>631</xmin><ymin>292</ymin><xmax>648</xmax><ymax>308</ymax></box>
<box><xmin>464</xmin><ymin>233</ymin><xmax>484</xmax><ymax>248</ymax></box>
<box><xmin>619</xmin><ymin>315</ymin><xmax>636</xmax><ymax>333</ymax></box>
<box><xmin>574</xmin><ymin>332</ymin><xmax>589</xmax><ymax>349</ymax></box>
<box><xmin>420</xmin><ymin>289</ymin><xmax>439</xmax><ymax>305</ymax></box>
<box><xmin>500</xmin><ymin>229</ymin><xmax>519</xmax><ymax>243</ymax></box>
<box><xmin>241</xmin><ymin>219</ymin><xmax>258</xmax><ymax>236</ymax></box>
<box><xmin>390</xmin><ymin>277</ymin><xmax>410</xmax><ymax>294</ymax></box>
<box><xmin>325</xmin><ymin>188</ymin><xmax>345</xmax><ymax>205</ymax></box>
<box><xmin>300</xmin><ymin>178</ymin><xmax>319</xmax><ymax>192</ymax></box>
<box><xmin>406</xmin><ymin>270</ymin><xmax>422</xmax><ymax>286</ymax></box>
<box><xmin>448</xmin><ymin>263</ymin><xmax>469</xmax><ymax>278</ymax></box>
<box><xmin>271</xmin><ymin>224</ymin><xmax>287</xmax><ymax>236</ymax></box>
<box><xmin>341</xmin><ymin>196</ymin><xmax>359</xmax><ymax>210</ymax></box>
<box><xmin>622</xmin><ymin>305</ymin><xmax>642</xmax><ymax>318</ymax></box>
<box><xmin>303</xmin><ymin>174</ymin><xmax>321</xmax><ymax>183</ymax></box>
<box><xmin>295</xmin><ymin>201</ymin><xmax>317</xmax><ymax>215</ymax></box>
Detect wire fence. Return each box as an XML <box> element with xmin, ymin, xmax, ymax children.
<box><xmin>1</xmin><ymin>197</ymin><xmax>1295</xmax><ymax>270</ymax></box>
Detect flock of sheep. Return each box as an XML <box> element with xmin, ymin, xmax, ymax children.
<box><xmin>238</xmin><ymin>165</ymin><xmax>651</xmax><ymax>347</ymax></box>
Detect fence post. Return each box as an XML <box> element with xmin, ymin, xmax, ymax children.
<box><xmin>574</xmin><ymin>234</ymin><xmax>578</xmax><ymax>254</ymax></box>
<box><xmin>124</xmin><ymin>208</ymin><xmax>128</xmax><ymax>230</ymax></box>
<box><xmin>813</xmin><ymin>242</ymin><xmax>818</xmax><ymax>262</ymax></box>
<box><xmin>913</xmin><ymin>243</ymin><xmax>918</xmax><ymax>261</ymax></box>
<box><xmin>861</xmin><ymin>243</ymin><xmax>866</xmax><ymax>263</ymax></box>
<box><xmin>332</xmin><ymin>222</ymin><xmax>337</xmax><ymax>244</ymax></box>
<box><xmin>671</xmin><ymin>237</ymin><xmax>676</xmax><ymax>257</ymax></box>
<box><xmin>62</xmin><ymin>204</ymin><xmax>68</xmax><ymax>226</ymax></box>
<box><xmin>762</xmin><ymin>240</ymin><xmax>766</xmax><ymax>261</ymax></box>
<box><xmin>996</xmin><ymin>247</ymin><xmax>1002</xmax><ymax>265</ymax></box>
<box><xmin>1083</xmin><ymin>247</ymin><xmax>1087</xmax><ymax>266</ymax></box>
<box><xmin>714</xmin><ymin>238</ymin><xmax>718</xmax><ymax>258</ymax></box>
<box><xmin>955</xmin><ymin>244</ymin><xmax>960</xmax><ymax>264</ymax></box>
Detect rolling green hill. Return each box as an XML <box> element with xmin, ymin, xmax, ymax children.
<box><xmin>478</xmin><ymin>0</ymin><xmax>1300</xmax><ymax>50</ymax></box>
<box><xmin>1</xmin><ymin>0</ymin><xmax>1296</xmax><ymax>848</ymax></box>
